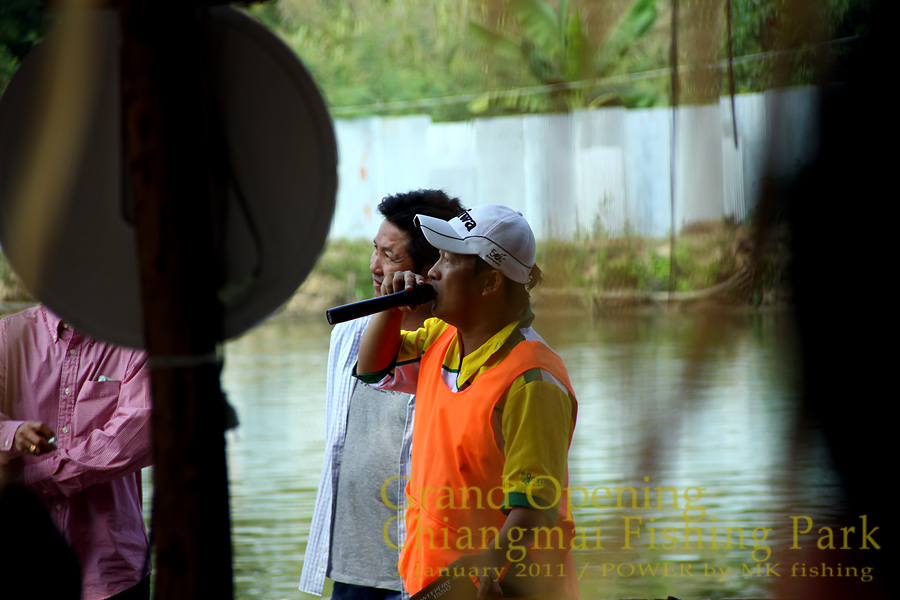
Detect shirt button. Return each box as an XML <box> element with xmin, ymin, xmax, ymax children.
<box><xmin>62</xmin><ymin>427</ymin><xmax>69</xmax><ymax>434</ymax></box>
<box><xmin>69</xmin><ymin>349</ymin><xmax>75</xmax><ymax>355</ymax></box>
<box><xmin>64</xmin><ymin>387</ymin><xmax>71</xmax><ymax>395</ymax></box>
<box><xmin>56</xmin><ymin>504</ymin><xmax>62</xmax><ymax>510</ymax></box>
<box><xmin>42</xmin><ymin>489</ymin><xmax>48</xmax><ymax>494</ymax></box>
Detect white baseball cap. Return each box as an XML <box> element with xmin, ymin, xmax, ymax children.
<box><xmin>414</xmin><ymin>204</ymin><xmax>536</xmax><ymax>284</ymax></box>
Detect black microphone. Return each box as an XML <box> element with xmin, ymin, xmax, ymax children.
<box><xmin>326</xmin><ymin>284</ymin><xmax>436</xmax><ymax>325</ymax></box>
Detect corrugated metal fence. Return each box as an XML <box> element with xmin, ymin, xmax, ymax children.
<box><xmin>328</xmin><ymin>86</ymin><xmax>817</xmax><ymax>241</ymax></box>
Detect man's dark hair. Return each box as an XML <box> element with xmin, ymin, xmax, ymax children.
<box><xmin>377</xmin><ymin>189</ymin><xmax>465</xmax><ymax>273</ymax></box>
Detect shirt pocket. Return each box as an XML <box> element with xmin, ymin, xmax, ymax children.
<box><xmin>73</xmin><ymin>381</ymin><xmax>121</xmax><ymax>438</ymax></box>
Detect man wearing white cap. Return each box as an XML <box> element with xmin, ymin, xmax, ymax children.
<box><xmin>356</xmin><ymin>205</ymin><xmax>578</xmax><ymax>600</ymax></box>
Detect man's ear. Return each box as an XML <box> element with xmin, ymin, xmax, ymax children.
<box><xmin>482</xmin><ymin>269</ymin><xmax>504</xmax><ymax>296</ymax></box>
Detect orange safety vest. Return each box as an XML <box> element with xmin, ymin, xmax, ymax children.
<box><xmin>399</xmin><ymin>325</ymin><xmax>579</xmax><ymax>598</ymax></box>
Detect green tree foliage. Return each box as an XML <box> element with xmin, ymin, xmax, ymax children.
<box><xmin>247</xmin><ymin>0</ymin><xmax>489</xmax><ymax>121</ymax></box>
<box><xmin>0</xmin><ymin>0</ymin><xmax>46</xmax><ymax>95</ymax></box>
<box><xmin>0</xmin><ymin>0</ymin><xmax>875</xmax><ymax>117</ymax></box>
<box><xmin>467</xmin><ymin>0</ymin><xmax>661</xmax><ymax>113</ymax></box>
<box><xmin>726</xmin><ymin>0</ymin><xmax>876</xmax><ymax>91</ymax></box>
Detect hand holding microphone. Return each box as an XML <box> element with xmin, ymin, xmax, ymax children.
<box><xmin>326</xmin><ymin>277</ymin><xmax>436</xmax><ymax>325</ymax></box>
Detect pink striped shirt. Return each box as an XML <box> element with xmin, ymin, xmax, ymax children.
<box><xmin>0</xmin><ymin>306</ymin><xmax>152</xmax><ymax>600</ymax></box>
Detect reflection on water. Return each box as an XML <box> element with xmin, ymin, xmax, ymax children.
<box><xmin>147</xmin><ymin>308</ymin><xmax>844</xmax><ymax>599</ymax></box>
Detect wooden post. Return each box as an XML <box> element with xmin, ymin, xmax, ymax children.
<box><xmin>119</xmin><ymin>2</ymin><xmax>233</xmax><ymax>598</ymax></box>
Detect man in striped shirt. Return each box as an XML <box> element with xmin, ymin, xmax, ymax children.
<box><xmin>300</xmin><ymin>190</ymin><xmax>464</xmax><ymax>600</ymax></box>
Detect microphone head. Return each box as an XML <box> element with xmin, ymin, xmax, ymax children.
<box><xmin>411</xmin><ymin>283</ymin><xmax>436</xmax><ymax>304</ymax></box>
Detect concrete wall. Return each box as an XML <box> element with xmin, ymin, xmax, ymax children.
<box><xmin>328</xmin><ymin>87</ymin><xmax>817</xmax><ymax>241</ymax></box>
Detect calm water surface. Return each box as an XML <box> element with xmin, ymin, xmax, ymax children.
<box><xmin>144</xmin><ymin>308</ymin><xmax>845</xmax><ymax>599</ymax></box>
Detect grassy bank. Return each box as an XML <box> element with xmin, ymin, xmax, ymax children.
<box><xmin>1</xmin><ymin>219</ymin><xmax>790</xmax><ymax>317</ymax></box>
<box><xmin>284</xmin><ymin>219</ymin><xmax>790</xmax><ymax>315</ymax></box>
